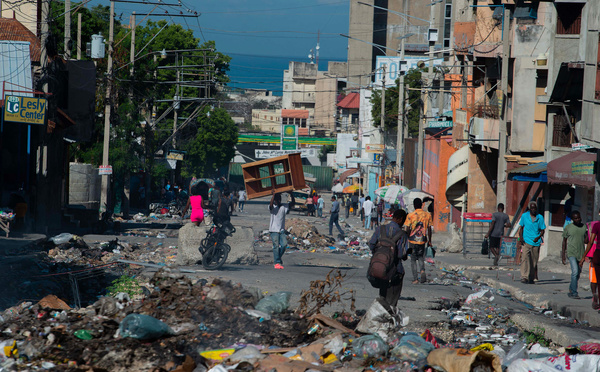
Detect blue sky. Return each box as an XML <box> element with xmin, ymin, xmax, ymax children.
<box><xmin>109</xmin><ymin>0</ymin><xmax>350</xmax><ymax>60</ymax></box>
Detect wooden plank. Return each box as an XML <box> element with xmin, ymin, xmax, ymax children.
<box><xmin>241</xmin><ymin>154</ymin><xmax>297</xmax><ymax>169</ymax></box>
<box><xmin>245</xmin><ymin>171</ymin><xmax>292</xmax><ymax>183</ymax></box>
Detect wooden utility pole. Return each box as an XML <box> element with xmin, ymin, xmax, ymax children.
<box><xmin>496</xmin><ymin>8</ymin><xmax>510</xmax><ymax>207</ymax></box>
<box><xmin>129</xmin><ymin>12</ymin><xmax>136</xmax><ymax>75</ymax></box>
<box><xmin>100</xmin><ymin>0</ymin><xmax>115</xmax><ymax>214</ymax></box>
<box><xmin>173</xmin><ymin>53</ymin><xmax>179</xmax><ymax>148</ymax></box>
<box><xmin>380</xmin><ymin>65</ymin><xmax>386</xmax><ymax>187</ymax></box>
<box><xmin>396</xmin><ymin>0</ymin><xmax>408</xmax><ymax>185</ymax></box>
<box><xmin>64</xmin><ymin>0</ymin><xmax>71</xmax><ymax>59</ymax></box>
<box><xmin>77</xmin><ymin>13</ymin><xmax>82</xmax><ymax>59</ymax></box>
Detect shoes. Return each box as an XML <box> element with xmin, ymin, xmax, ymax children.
<box><xmin>493</xmin><ymin>256</ymin><xmax>499</xmax><ymax>266</ymax></box>
<box><xmin>568</xmin><ymin>293</ymin><xmax>581</xmax><ymax>299</ymax></box>
<box><xmin>274</xmin><ymin>263</ymin><xmax>284</xmax><ymax>269</ymax></box>
<box><xmin>520</xmin><ymin>279</ymin><xmax>529</xmax><ymax>284</ymax></box>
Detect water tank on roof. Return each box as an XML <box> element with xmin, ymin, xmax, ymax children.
<box><xmin>91</xmin><ymin>34</ymin><xmax>105</xmax><ymax>59</ymax></box>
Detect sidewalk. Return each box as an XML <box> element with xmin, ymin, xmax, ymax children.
<box><xmin>431</xmin><ymin>230</ymin><xmax>600</xmax><ymax>345</ymax></box>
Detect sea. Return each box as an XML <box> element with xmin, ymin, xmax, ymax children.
<box><xmin>225</xmin><ymin>53</ymin><xmax>345</xmax><ymax>96</ymax></box>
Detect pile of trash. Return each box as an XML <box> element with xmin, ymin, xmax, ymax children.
<box><xmin>45</xmin><ymin>234</ymin><xmax>178</xmax><ymax>266</ymax></box>
<box><xmin>286</xmin><ymin>218</ymin><xmax>336</xmax><ymax>247</ymax></box>
<box><xmin>2</xmin><ymin>267</ymin><xmax>599</xmax><ymax>372</ymax></box>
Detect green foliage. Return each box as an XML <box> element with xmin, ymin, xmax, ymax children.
<box><xmin>370</xmin><ymin>68</ymin><xmax>423</xmax><ymax>137</ymax></box>
<box><xmin>319</xmin><ymin>145</ymin><xmax>336</xmax><ymax>163</ymax></box>
<box><xmin>107</xmin><ymin>275</ymin><xmax>142</xmax><ymax>298</ymax></box>
<box><xmin>182</xmin><ymin>107</ymin><xmax>239</xmax><ymax>178</ymax></box>
<box><xmin>524</xmin><ymin>326</ymin><xmax>550</xmax><ymax>347</ymax></box>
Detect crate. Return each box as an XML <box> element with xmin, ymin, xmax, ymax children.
<box><xmin>241</xmin><ymin>153</ymin><xmax>306</xmax><ymax>200</ymax></box>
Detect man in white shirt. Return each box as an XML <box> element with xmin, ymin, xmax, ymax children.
<box><xmin>363</xmin><ymin>196</ymin><xmax>374</xmax><ymax>230</ymax></box>
<box><xmin>269</xmin><ymin>189</ymin><xmax>295</xmax><ymax>269</ymax></box>
<box><xmin>238</xmin><ymin>189</ymin><xmax>247</xmax><ymax>212</ymax></box>
<box><xmin>317</xmin><ymin>195</ymin><xmax>324</xmax><ymax>217</ymax></box>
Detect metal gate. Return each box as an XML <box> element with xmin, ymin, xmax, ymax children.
<box><xmin>462</xmin><ymin>213</ymin><xmax>492</xmax><ymax>258</ymax></box>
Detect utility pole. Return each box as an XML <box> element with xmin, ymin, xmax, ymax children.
<box><xmin>380</xmin><ymin>65</ymin><xmax>386</xmax><ymax>187</ymax></box>
<box><xmin>496</xmin><ymin>8</ymin><xmax>510</xmax><ymax>207</ymax></box>
<box><xmin>122</xmin><ymin>11</ymin><xmax>136</xmax><ymax>219</ymax></box>
<box><xmin>396</xmin><ymin>0</ymin><xmax>408</xmax><ymax>185</ymax></box>
<box><xmin>130</xmin><ymin>12</ymin><xmax>136</xmax><ymax>76</ymax></box>
<box><xmin>64</xmin><ymin>0</ymin><xmax>71</xmax><ymax>59</ymax></box>
<box><xmin>77</xmin><ymin>13</ymin><xmax>82</xmax><ymax>60</ymax></box>
<box><xmin>173</xmin><ymin>53</ymin><xmax>179</xmax><ymax>148</ymax></box>
<box><xmin>100</xmin><ymin>0</ymin><xmax>115</xmax><ymax>214</ymax></box>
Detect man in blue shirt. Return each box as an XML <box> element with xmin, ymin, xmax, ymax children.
<box><xmin>518</xmin><ymin>201</ymin><xmax>546</xmax><ymax>284</ymax></box>
<box><xmin>329</xmin><ymin>196</ymin><xmax>345</xmax><ymax>238</ymax></box>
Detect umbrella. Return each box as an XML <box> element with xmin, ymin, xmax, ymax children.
<box><xmin>374</xmin><ymin>185</ymin><xmax>410</xmax><ymax>204</ymax></box>
<box><xmin>331</xmin><ymin>183</ymin><xmax>344</xmax><ymax>193</ymax></box>
<box><xmin>343</xmin><ymin>184</ymin><xmax>363</xmax><ymax>194</ymax></box>
<box><xmin>400</xmin><ymin>188</ymin><xmax>434</xmax><ymax>212</ymax></box>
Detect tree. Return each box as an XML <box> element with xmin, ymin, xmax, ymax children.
<box><xmin>183</xmin><ymin>107</ymin><xmax>238</xmax><ymax>178</ymax></box>
<box><xmin>371</xmin><ymin>68</ymin><xmax>423</xmax><ymax>137</ymax></box>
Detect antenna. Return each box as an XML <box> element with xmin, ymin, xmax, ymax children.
<box><xmin>316</xmin><ymin>29</ymin><xmax>320</xmax><ymax>68</ymax></box>
<box><xmin>308</xmin><ymin>48</ymin><xmax>314</xmax><ymax>64</ymax></box>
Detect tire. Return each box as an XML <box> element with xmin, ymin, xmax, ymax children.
<box><xmin>202</xmin><ymin>243</ymin><xmax>229</xmax><ymax>270</ymax></box>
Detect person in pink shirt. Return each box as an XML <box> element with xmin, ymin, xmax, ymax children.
<box><xmin>182</xmin><ymin>185</ymin><xmax>204</xmax><ymax>226</ymax></box>
<box><xmin>581</xmin><ymin>220</ymin><xmax>600</xmax><ymax>309</ymax></box>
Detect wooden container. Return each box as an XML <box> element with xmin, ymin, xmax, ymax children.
<box><xmin>241</xmin><ymin>153</ymin><xmax>306</xmax><ymax>200</ymax></box>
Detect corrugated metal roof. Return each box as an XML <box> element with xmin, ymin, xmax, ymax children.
<box><xmin>0</xmin><ymin>41</ymin><xmax>33</xmax><ymax>98</ymax></box>
<box><xmin>337</xmin><ymin>92</ymin><xmax>360</xmax><ymax>109</ymax></box>
<box><xmin>507</xmin><ymin>162</ymin><xmax>547</xmax><ymax>174</ymax></box>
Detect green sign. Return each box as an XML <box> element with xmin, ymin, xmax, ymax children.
<box><xmin>4</xmin><ymin>96</ymin><xmax>47</xmax><ymax>125</ymax></box>
<box><xmin>282</xmin><ymin>137</ymin><xmax>297</xmax><ymax>150</ymax></box>
<box><xmin>572</xmin><ymin>161</ymin><xmax>594</xmax><ymax>175</ymax></box>
<box><xmin>428</xmin><ymin>120</ymin><xmax>453</xmax><ymax>128</ymax></box>
<box><xmin>283</xmin><ymin>124</ymin><xmax>296</xmax><ymax>138</ymax></box>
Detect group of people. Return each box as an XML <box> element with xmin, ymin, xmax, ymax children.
<box><xmin>181</xmin><ymin>179</ymin><xmax>248</xmax><ymax>228</ymax></box>
<box><xmin>304</xmin><ymin>193</ymin><xmax>325</xmax><ymax>217</ymax></box>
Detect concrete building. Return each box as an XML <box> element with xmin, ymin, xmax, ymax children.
<box><xmin>251</xmin><ymin>109</ymin><xmax>282</xmax><ymax>133</ymax></box>
<box><xmin>347</xmin><ymin>0</ymin><xmax>449</xmax><ymax>89</ymax></box>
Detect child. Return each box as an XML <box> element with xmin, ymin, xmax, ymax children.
<box><xmin>182</xmin><ymin>185</ymin><xmax>204</xmax><ymax>226</ymax></box>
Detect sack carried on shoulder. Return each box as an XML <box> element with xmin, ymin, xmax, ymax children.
<box><xmin>409</xmin><ymin>221</ymin><xmax>427</xmax><ymax>243</ymax></box>
<box><xmin>367</xmin><ymin>225</ymin><xmax>404</xmax><ymax>288</ymax></box>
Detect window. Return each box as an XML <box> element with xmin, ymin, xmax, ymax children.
<box><xmin>556</xmin><ymin>3</ymin><xmax>583</xmax><ymax>35</ymax></box>
<box><xmin>552</xmin><ymin>114</ymin><xmax>574</xmax><ymax>147</ymax></box>
<box><xmin>300</xmin><ymin>119</ymin><xmax>307</xmax><ymax>128</ymax></box>
<box><xmin>445</xmin><ymin>4</ymin><xmax>452</xmax><ymax>18</ymax></box>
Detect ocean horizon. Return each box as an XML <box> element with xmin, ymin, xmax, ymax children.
<box><xmin>225</xmin><ymin>52</ymin><xmax>345</xmax><ymax>96</ymax></box>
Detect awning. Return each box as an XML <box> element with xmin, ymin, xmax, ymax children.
<box><xmin>548</xmin><ymin>151</ymin><xmax>596</xmax><ymax>188</ymax></box>
<box><xmin>507</xmin><ymin>162</ymin><xmax>548</xmax><ymax>182</ymax></box>
<box><xmin>339</xmin><ymin>168</ymin><xmax>359</xmax><ymax>184</ymax></box>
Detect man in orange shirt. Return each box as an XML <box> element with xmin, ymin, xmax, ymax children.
<box><xmin>403</xmin><ymin>198</ymin><xmax>433</xmax><ymax>284</ymax></box>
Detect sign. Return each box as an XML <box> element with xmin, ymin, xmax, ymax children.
<box><xmin>373</xmin><ymin>153</ymin><xmax>382</xmax><ymax>165</ymax></box>
<box><xmin>375</xmin><ymin>56</ymin><xmax>443</xmax><ymax>87</ymax></box>
<box><xmin>428</xmin><ymin>120</ymin><xmax>453</xmax><ymax>128</ymax></box>
<box><xmin>4</xmin><ymin>96</ymin><xmax>47</xmax><ymax>125</ymax></box>
<box><xmin>281</xmin><ymin>124</ymin><xmax>297</xmax><ymax>150</ymax></box>
<box><xmin>572</xmin><ymin>161</ymin><xmax>595</xmax><ymax>175</ymax></box>
<box><xmin>500</xmin><ymin>236</ymin><xmax>518</xmax><ymax>258</ymax></box>
<box><xmin>365</xmin><ymin>144</ymin><xmax>384</xmax><ymax>153</ymax></box>
<box><xmin>167</xmin><ymin>151</ymin><xmax>185</xmax><ymax>161</ymax></box>
<box><xmin>572</xmin><ymin>143</ymin><xmax>593</xmax><ymax>151</ymax></box>
<box><xmin>99</xmin><ymin>165</ymin><xmax>113</xmax><ymax>175</ymax></box>
<box><xmin>255</xmin><ymin>148</ymin><xmax>316</xmax><ymax>159</ymax></box>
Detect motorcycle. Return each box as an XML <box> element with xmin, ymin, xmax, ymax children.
<box><xmin>199</xmin><ymin>211</ymin><xmax>235</xmax><ymax>270</ymax></box>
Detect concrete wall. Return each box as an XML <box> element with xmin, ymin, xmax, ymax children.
<box><xmin>510</xmin><ymin>58</ymin><xmax>542</xmax><ymax>152</ymax></box>
<box><xmin>466</xmin><ymin>147</ymin><xmax>496</xmax><ymax>213</ymax></box>
<box><xmin>348</xmin><ymin>0</ymin><xmax>375</xmax><ymax>89</ymax></box>
<box><xmin>314</xmin><ymin>74</ymin><xmax>337</xmax><ymax>133</ymax></box>
<box><xmin>69</xmin><ymin>163</ymin><xmax>101</xmax><ymax>209</ymax></box>
<box><xmin>581</xmin><ymin>0</ymin><xmax>600</xmax><ymax>147</ymax></box>
<box><xmin>423</xmin><ymin>137</ymin><xmax>456</xmax><ymax>232</ymax></box>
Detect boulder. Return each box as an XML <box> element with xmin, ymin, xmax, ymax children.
<box><xmin>177</xmin><ymin>223</ymin><xmax>258</xmax><ymax>266</ymax></box>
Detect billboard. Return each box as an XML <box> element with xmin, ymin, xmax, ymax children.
<box><xmin>375</xmin><ymin>56</ymin><xmax>443</xmax><ymax>87</ymax></box>
<box><xmin>4</xmin><ymin>96</ymin><xmax>47</xmax><ymax>125</ymax></box>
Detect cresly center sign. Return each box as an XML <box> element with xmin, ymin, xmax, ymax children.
<box><xmin>4</xmin><ymin>96</ymin><xmax>47</xmax><ymax>125</ymax></box>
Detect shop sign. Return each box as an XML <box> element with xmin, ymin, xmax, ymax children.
<box><xmin>99</xmin><ymin>165</ymin><xmax>113</xmax><ymax>175</ymax></box>
<box><xmin>572</xmin><ymin>161</ymin><xmax>594</xmax><ymax>175</ymax></box>
<box><xmin>572</xmin><ymin>143</ymin><xmax>593</xmax><ymax>151</ymax></box>
<box><xmin>428</xmin><ymin>120</ymin><xmax>453</xmax><ymax>128</ymax></box>
<box><xmin>167</xmin><ymin>151</ymin><xmax>185</xmax><ymax>161</ymax></box>
<box><xmin>4</xmin><ymin>96</ymin><xmax>47</xmax><ymax>125</ymax></box>
<box><xmin>255</xmin><ymin>148</ymin><xmax>315</xmax><ymax>159</ymax></box>
<box><xmin>365</xmin><ymin>144</ymin><xmax>384</xmax><ymax>153</ymax></box>
<box><xmin>373</xmin><ymin>153</ymin><xmax>382</xmax><ymax>165</ymax></box>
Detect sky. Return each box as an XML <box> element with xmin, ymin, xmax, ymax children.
<box><xmin>107</xmin><ymin>0</ymin><xmax>350</xmax><ymax>60</ymax></box>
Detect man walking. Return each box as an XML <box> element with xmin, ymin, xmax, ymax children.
<box><xmin>518</xmin><ymin>201</ymin><xmax>546</xmax><ymax>284</ymax></box>
<box><xmin>562</xmin><ymin>211</ymin><xmax>587</xmax><ymax>299</ymax></box>
<box><xmin>351</xmin><ymin>193</ymin><xmax>359</xmax><ymax>216</ymax></box>
<box><xmin>368</xmin><ymin>209</ymin><xmax>410</xmax><ymax>310</ymax></box>
<box><xmin>269</xmin><ymin>190</ymin><xmax>295</xmax><ymax>269</ymax></box>
<box><xmin>403</xmin><ymin>198</ymin><xmax>433</xmax><ymax>284</ymax></box>
<box><xmin>344</xmin><ymin>195</ymin><xmax>351</xmax><ymax>219</ymax></box>
<box><xmin>317</xmin><ymin>195</ymin><xmax>324</xmax><ymax>217</ymax></box>
<box><xmin>363</xmin><ymin>196</ymin><xmax>374</xmax><ymax>230</ymax></box>
<box><xmin>485</xmin><ymin>203</ymin><xmax>511</xmax><ymax>266</ymax></box>
<box><xmin>238</xmin><ymin>189</ymin><xmax>246</xmax><ymax>212</ymax></box>
<box><xmin>329</xmin><ymin>195</ymin><xmax>345</xmax><ymax>238</ymax></box>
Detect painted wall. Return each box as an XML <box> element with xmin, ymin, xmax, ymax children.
<box><xmin>466</xmin><ymin>147</ymin><xmax>496</xmax><ymax>213</ymax></box>
<box><xmin>423</xmin><ymin>136</ymin><xmax>456</xmax><ymax>232</ymax></box>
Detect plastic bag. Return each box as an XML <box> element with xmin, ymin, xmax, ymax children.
<box><xmin>353</xmin><ymin>334</ymin><xmax>389</xmax><ymax>358</ymax></box>
<box><xmin>355</xmin><ymin>299</ymin><xmax>407</xmax><ymax>339</ymax></box>
<box><xmin>507</xmin><ymin>354</ymin><xmax>600</xmax><ymax>372</ymax></box>
<box><xmin>50</xmin><ymin>233</ymin><xmax>74</xmax><ymax>245</ymax></box>
<box><xmin>390</xmin><ymin>333</ymin><xmax>435</xmax><ymax>362</ymax></box>
<box><xmin>481</xmin><ymin>238</ymin><xmax>489</xmax><ymax>255</ymax></box>
<box><xmin>502</xmin><ymin>341</ymin><xmax>528</xmax><ymax>367</ymax></box>
<box><xmin>254</xmin><ymin>292</ymin><xmax>292</xmax><ymax>315</ymax></box>
<box><xmin>118</xmin><ymin>313</ymin><xmax>174</xmax><ymax>340</ymax></box>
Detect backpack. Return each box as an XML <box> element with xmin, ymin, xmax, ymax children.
<box><xmin>367</xmin><ymin>225</ymin><xmax>404</xmax><ymax>288</ymax></box>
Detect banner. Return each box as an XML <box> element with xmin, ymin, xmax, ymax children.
<box><xmin>255</xmin><ymin>148</ymin><xmax>316</xmax><ymax>159</ymax></box>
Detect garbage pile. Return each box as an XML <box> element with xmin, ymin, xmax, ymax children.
<box><xmin>45</xmin><ymin>234</ymin><xmax>178</xmax><ymax>266</ymax></box>
<box><xmin>1</xmin><ymin>267</ymin><xmax>600</xmax><ymax>371</ymax></box>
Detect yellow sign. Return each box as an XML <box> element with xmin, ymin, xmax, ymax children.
<box><xmin>4</xmin><ymin>96</ymin><xmax>47</xmax><ymax>125</ymax></box>
<box><xmin>365</xmin><ymin>144</ymin><xmax>384</xmax><ymax>153</ymax></box>
<box><xmin>167</xmin><ymin>152</ymin><xmax>184</xmax><ymax>161</ymax></box>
